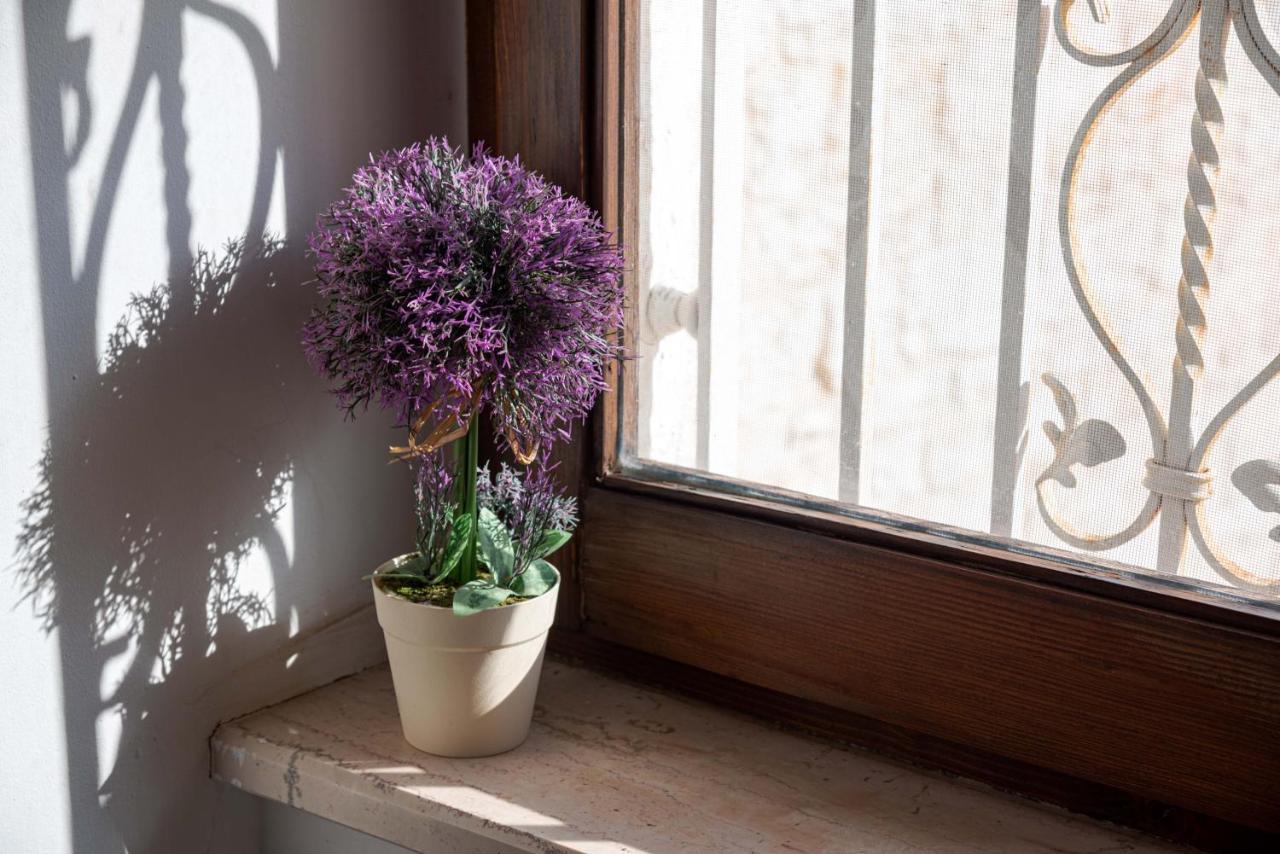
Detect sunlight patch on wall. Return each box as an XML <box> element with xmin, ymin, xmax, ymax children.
<box><xmin>150</xmin><ymin>607</ymin><xmax>186</xmax><ymax>685</ymax></box>
<box><xmin>68</xmin><ymin>0</ymin><xmax>285</xmax><ymax>365</ymax></box>
<box><xmin>94</xmin><ymin>702</ymin><xmax>126</xmax><ymax>797</ymax></box>
<box><xmin>98</xmin><ymin>617</ymin><xmax>140</xmax><ymax>704</ymax></box>
<box><xmin>182</xmin><ymin>0</ymin><xmax>282</xmax><ymax>248</ymax></box>
<box><xmin>0</xmin><ymin>2</ymin><xmax>72</xmax><ymax>845</ymax></box>
<box><xmin>269</xmin><ymin>146</ymin><xmax>287</xmax><ymax>240</ymax></box>
<box><xmin>206</xmin><ymin>468</ymin><xmax>297</xmax><ymax>639</ymax></box>
<box><xmin>84</xmin><ymin>69</ymin><xmax>171</xmax><ymax>364</ymax></box>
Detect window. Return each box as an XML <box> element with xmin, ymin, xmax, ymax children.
<box><xmin>625</xmin><ymin>0</ymin><xmax>1280</xmax><ymax>602</ymax></box>
<box><xmin>569</xmin><ymin>0</ymin><xmax>1280</xmax><ymax>841</ymax></box>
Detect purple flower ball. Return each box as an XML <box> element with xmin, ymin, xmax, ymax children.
<box><xmin>302</xmin><ymin>138</ymin><xmax>624</xmax><ymax>452</ymax></box>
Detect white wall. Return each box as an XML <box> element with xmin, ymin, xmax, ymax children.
<box><xmin>260</xmin><ymin>799</ymin><xmax>516</xmax><ymax>854</ymax></box>
<box><xmin>263</xmin><ymin>802</ymin><xmax>418</xmax><ymax>854</ymax></box>
<box><xmin>0</xmin><ymin>1</ymin><xmax>466</xmax><ymax>851</ymax></box>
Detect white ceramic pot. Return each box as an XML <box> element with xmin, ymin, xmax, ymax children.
<box><xmin>371</xmin><ymin>553</ymin><xmax>560</xmax><ymax>757</ymax></box>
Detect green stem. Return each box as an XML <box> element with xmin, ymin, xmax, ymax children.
<box><xmin>457</xmin><ymin>415</ymin><xmax>480</xmax><ymax>585</ymax></box>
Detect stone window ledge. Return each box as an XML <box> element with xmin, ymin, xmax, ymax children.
<box><xmin>211</xmin><ymin>661</ymin><xmax>1177</xmax><ymax>853</ymax></box>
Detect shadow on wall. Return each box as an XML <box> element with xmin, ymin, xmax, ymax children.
<box><xmin>15</xmin><ymin>236</ymin><xmax>302</xmax><ymax>851</ymax></box>
<box><xmin>14</xmin><ymin>0</ymin><xmax>464</xmax><ymax>851</ymax></box>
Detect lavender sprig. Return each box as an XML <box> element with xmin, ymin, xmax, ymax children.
<box><xmin>411</xmin><ymin>452</ymin><xmax>458</xmax><ymax>577</ymax></box>
<box><xmin>477</xmin><ymin>462</ymin><xmax>577</xmax><ymax>580</ymax></box>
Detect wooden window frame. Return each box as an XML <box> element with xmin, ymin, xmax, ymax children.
<box><xmin>467</xmin><ymin>1</ymin><xmax>1280</xmax><ymax>847</ymax></box>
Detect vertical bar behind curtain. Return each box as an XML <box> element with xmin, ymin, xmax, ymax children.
<box><xmin>838</xmin><ymin>0</ymin><xmax>878</xmax><ymax>504</ymax></box>
<box><xmin>695</xmin><ymin>0</ymin><xmax>742</xmax><ymax>474</ymax></box>
<box><xmin>989</xmin><ymin>0</ymin><xmax>1048</xmax><ymax>537</ymax></box>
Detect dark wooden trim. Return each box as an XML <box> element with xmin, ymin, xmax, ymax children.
<box><xmin>466</xmin><ymin>0</ymin><xmax>593</xmax><ymax>628</ymax></box>
<box><xmin>578</xmin><ymin>487</ymin><xmax>1280</xmax><ymax>836</ymax></box>
<box><xmin>465</xmin><ymin>0</ymin><xmax>588</xmax><ymax>193</ymax></box>
<box><xmin>594</xmin><ymin>0</ymin><xmax>637</xmax><ymax>477</ymax></box>
<box><xmin>464</xmin><ymin>0</ymin><xmax>497</xmax><ymax>152</ymax></box>
<box><xmin>600</xmin><ymin>467</ymin><xmax>1280</xmax><ymax>638</ymax></box>
<box><xmin>550</xmin><ymin>630</ymin><xmax>1278</xmax><ymax>853</ymax></box>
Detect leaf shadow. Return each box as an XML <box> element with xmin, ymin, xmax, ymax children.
<box><xmin>1039</xmin><ymin>372</ymin><xmax>1127</xmax><ymax>489</ymax></box>
<box><xmin>1232</xmin><ymin>459</ymin><xmax>1280</xmax><ymax>543</ymax></box>
<box><xmin>11</xmin><ymin>236</ymin><xmax>317</xmax><ymax>851</ymax></box>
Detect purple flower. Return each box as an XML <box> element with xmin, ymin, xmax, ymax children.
<box><xmin>477</xmin><ymin>462</ymin><xmax>577</xmax><ymax>577</ymax></box>
<box><xmin>412</xmin><ymin>452</ymin><xmax>458</xmax><ymax>572</ymax></box>
<box><xmin>302</xmin><ymin>138</ymin><xmax>625</xmax><ymax>453</ymax></box>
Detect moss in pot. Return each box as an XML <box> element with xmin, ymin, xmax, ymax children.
<box><xmin>301</xmin><ymin>138</ymin><xmax>623</xmax><ymax>756</ymax></box>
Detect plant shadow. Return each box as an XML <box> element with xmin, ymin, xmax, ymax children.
<box><xmin>1232</xmin><ymin>459</ymin><xmax>1280</xmax><ymax>544</ymax></box>
<box><xmin>12</xmin><ymin>236</ymin><xmax>322</xmax><ymax>851</ymax></box>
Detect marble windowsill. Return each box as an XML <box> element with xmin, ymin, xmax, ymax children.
<box><xmin>211</xmin><ymin>660</ymin><xmax>1181</xmax><ymax>853</ymax></box>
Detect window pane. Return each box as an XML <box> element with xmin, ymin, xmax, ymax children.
<box><xmin>630</xmin><ymin>0</ymin><xmax>1280</xmax><ymax>600</ymax></box>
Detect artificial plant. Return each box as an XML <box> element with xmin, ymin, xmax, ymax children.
<box><xmin>302</xmin><ymin>139</ymin><xmax>623</xmax><ymax>614</ymax></box>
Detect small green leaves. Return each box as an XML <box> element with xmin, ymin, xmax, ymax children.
<box><xmin>477</xmin><ymin>507</ymin><xmax>515</xmax><ymax>584</ymax></box>
<box><xmin>452</xmin><ymin>580</ymin><xmax>516</xmax><ymax>616</ymax></box>
<box><xmin>364</xmin><ymin>570</ymin><xmax>423</xmax><ymax>584</ymax></box>
<box><xmin>512</xmin><ymin>558</ymin><xmax>558</xmax><ymax>597</ymax></box>
<box><xmin>431</xmin><ymin>512</ymin><xmax>473</xmax><ymax>583</ymax></box>
<box><xmin>366</xmin><ymin>552</ymin><xmax>430</xmax><ymax>583</ymax></box>
<box><xmin>530</xmin><ymin>529</ymin><xmax>572</xmax><ymax>561</ymax></box>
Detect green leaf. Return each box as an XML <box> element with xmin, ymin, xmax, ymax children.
<box><xmin>430</xmin><ymin>512</ymin><xmax>473</xmax><ymax>583</ymax></box>
<box><xmin>512</xmin><ymin>558</ymin><xmax>559</xmax><ymax>597</ymax></box>
<box><xmin>368</xmin><ymin>552</ymin><xmax>431</xmax><ymax>583</ymax></box>
<box><xmin>452</xmin><ymin>580</ymin><xmax>515</xmax><ymax>616</ymax></box>
<box><xmin>477</xmin><ymin>507</ymin><xmax>514</xmax><ymax>584</ymax></box>
<box><xmin>529</xmin><ymin>529</ymin><xmax>572</xmax><ymax>561</ymax></box>
<box><xmin>364</xmin><ymin>570</ymin><xmax>424</xmax><ymax>584</ymax></box>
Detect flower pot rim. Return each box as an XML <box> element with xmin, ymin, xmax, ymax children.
<box><xmin>370</xmin><ymin>551</ymin><xmax>560</xmax><ymax>611</ymax></box>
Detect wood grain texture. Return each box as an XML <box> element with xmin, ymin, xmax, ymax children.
<box><xmin>578</xmin><ymin>487</ymin><xmax>1280</xmax><ymax>834</ymax></box>
<box><xmin>594</xmin><ymin>0</ymin><xmax>638</xmax><ymax>477</ymax></box>
<box><xmin>467</xmin><ymin>0</ymin><xmax>592</xmax><ymax>629</ymax></box>
<box><xmin>467</xmin><ymin>0</ymin><xmax>587</xmax><ymax>193</ymax></box>
<box><xmin>599</xmin><ymin>469</ymin><xmax>1280</xmax><ymax>635</ymax></box>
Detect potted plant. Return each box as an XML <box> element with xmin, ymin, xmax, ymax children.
<box><xmin>302</xmin><ymin>139</ymin><xmax>623</xmax><ymax>757</ymax></box>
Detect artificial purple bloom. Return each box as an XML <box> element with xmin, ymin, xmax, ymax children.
<box><xmin>302</xmin><ymin>138</ymin><xmax>625</xmax><ymax>453</ymax></box>
<box><xmin>413</xmin><ymin>451</ymin><xmax>458</xmax><ymax>573</ymax></box>
<box><xmin>477</xmin><ymin>462</ymin><xmax>577</xmax><ymax>578</ymax></box>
